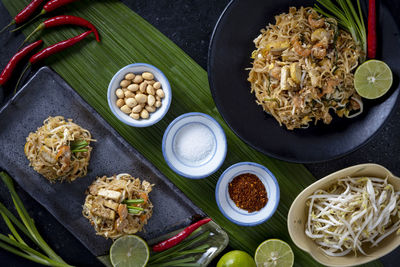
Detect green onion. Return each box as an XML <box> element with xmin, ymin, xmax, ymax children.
<box><xmin>127</xmin><ymin>206</ymin><xmax>144</xmax><ymax>211</ymax></box>
<box><xmin>149</xmin><ymin>244</ymin><xmax>210</xmax><ymax>264</ymax></box>
<box><xmin>148</xmin><ymin>231</ymin><xmax>210</xmax><ymax>264</ymax></box>
<box><xmin>123</xmin><ymin>198</ymin><xmax>144</xmax><ymax>204</ymax></box>
<box><xmin>315</xmin><ymin>0</ymin><xmax>366</xmax><ymax>61</ymax></box>
<box><xmin>148</xmin><ymin>257</ymin><xmax>197</xmax><ymax>267</ymax></box>
<box><xmin>128</xmin><ymin>209</ymin><xmax>140</xmax><ymax>214</ymax></box>
<box><xmin>70</xmin><ymin>140</ymin><xmax>88</xmax><ymax>153</ymax></box>
<box><xmin>0</xmin><ymin>172</ymin><xmax>72</xmax><ymax>266</ymax></box>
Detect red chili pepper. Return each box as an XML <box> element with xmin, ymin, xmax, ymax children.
<box><xmin>0</xmin><ymin>0</ymin><xmax>45</xmax><ymax>34</ymax></box>
<box><xmin>43</xmin><ymin>0</ymin><xmax>78</xmax><ymax>12</ymax></box>
<box><xmin>12</xmin><ymin>0</ymin><xmax>80</xmax><ymax>32</ymax></box>
<box><xmin>0</xmin><ymin>40</ymin><xmax>43</xmax><ymax>86</ymax></box>
<box><xmin>29</xmin><ymin>30</ymin><xmax>93</xmax><ymax>64</ymax></box>
<box><xmin>152</xmin><ymin>218</ymin><xmax>211</xmax><ymax>252</ymax></box>
<box><xmin>367</xmin><ymin>0</ymin><xmax>376</xmax><ymax>58</ymax></box>
<box><xmin>22</xmin><ymin>15</ymin><xmax>100</xmax><ymax>46</ymax></box>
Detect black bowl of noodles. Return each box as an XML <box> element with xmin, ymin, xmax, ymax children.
<box><xmin>208</xmin><ymin>0</ymin><xmax>400</xmax><ymax>163</ymax></box>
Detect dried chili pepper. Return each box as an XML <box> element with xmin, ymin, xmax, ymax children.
<box><xmin>228</xmin><ymin>173</ymin><xmax>267</xmax><ymax>213</ymax></box>
<box><xmin>0</xmin><ymin>0</ymin><xmax>45</xmax><ymax>34</ymax></box>
<box><xmin>367</xmin><ymin>0</ymin><xmax>376</xmax><ymax>58</ymax></box>
<box><xmin>12</xmin><ymin>0</ymin><xmax>80</xmax><ymax>32</ymax></box>
<box><xmin>0</xmin><ymin>40</ymin><xmax>43</xmax><ymax>86</ymax></box>
<box><xmin>22</xmin><ymin>15</ymin><xmax>100</xmax><ymax>47</ymax></box>
<box><xmin>152</xmin><ymin>218</ymin><xmax>211</xmax><ymax>252</ymax></box>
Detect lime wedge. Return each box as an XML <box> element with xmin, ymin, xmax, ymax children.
<box><xmin>110</xmin><ymin>235</ymin><xmax>149</xmax><ymax>267</ymax></box>
<box><xmin>254</xmin><ymin>239</ymin><xmax>294</xmax><ymax>267</ymax></box>
<box><xmin>354</xmin><ymin>60</ymin><xmax>393</xmax><ymax>99</ymax></box>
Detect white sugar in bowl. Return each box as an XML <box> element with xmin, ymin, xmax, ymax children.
<box><xmin>162</xmin><ymin>112</ymin><xmax>227</xmax><ymax>179</ymax></box>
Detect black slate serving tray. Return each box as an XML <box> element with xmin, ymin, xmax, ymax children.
<box><xmin>0</xmin><ymin>67</ymin><xmax>204</xmax><ymax>256</ymax></box>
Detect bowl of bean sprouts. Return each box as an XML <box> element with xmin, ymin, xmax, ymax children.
<box><xmin>288</xmin><ymin>163</ymin><xmax>400</xmax><ymax>266</ymax></box>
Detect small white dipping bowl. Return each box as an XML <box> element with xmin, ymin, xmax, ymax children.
<box><xmin>162</xmin><ymin>112</ymin><xmax>227</xmax><ymax>179</ymax></box>
<box><xmin>216</xmin><ymin>162</ymin><xmax>280</xmax><ymax>226</ymax></box>
<box><xmin>107</xmin><ymin>63</ymin><xmax>172</xmax><ymax>127</ymax></box>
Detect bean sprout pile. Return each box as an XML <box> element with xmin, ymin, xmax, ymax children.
<box><xmin>306</xmin><ymin>177</ymin><xmax>400</xmax><ymax>256</ymax></box>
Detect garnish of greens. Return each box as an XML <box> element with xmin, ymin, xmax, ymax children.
<box><xmin>147</xmin><ymin>230</ymin><xmax>211</xmax><ymax>267</ymax></box>
<box><xmin>0</xmin><ymin>171</ymin><xmax>72</xmax><ymax>266</ymax></box>
<box><xmin>70</xmin><ymin>140</ymin><xmax>89</xmax><ymax>153</ymax></box>
<box><xmin>314</xmin><ymin>0</ymin><xmax>366</xmax><ymax>61</ymax></box>
<box><xmin>152</xmin><ymin>218</ymin><xmax>211</xmax><ymax>252</ymax></box>
<box><xmin>122</xmin><ymin>198</ymin><xmax>145</xmax><ymax>214</ymax></box>
<box><xmin>306</xmin><ymin>176</ymin><xmax>400</xmax><ymax>256</ymax></box>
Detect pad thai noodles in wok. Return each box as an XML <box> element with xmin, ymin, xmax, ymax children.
<box><xmin>83</xmin><ymin>173</ymin><xmax>153</xmax><ymax>239</ymax></box>
<box><xmin>24</xmin><ymin>116</ymin><xmax>94</xmax><ymax>182</ymax></box>
<box><xmin>248</xmin><ymin>7</ymin><xmax>363</xmax><ymax>130</ymax></box>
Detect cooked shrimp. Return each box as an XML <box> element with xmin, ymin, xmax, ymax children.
<box><xmin>312</xmin><ymin>41</ymin><xmax>327</xmax><ymax>59</ymax></box>
<box><xmin>308</xmin><ymin>14</ymin><xmax>325</xmax><ymax>28</ymax></box>
<box><xmin>320</xmin><ymin>79</ymin><xmax>338</xmax><ymax>96</ymax></box>
<box><xmin>270</xmin><ymin>66</ymin><xmax>281</xmax><ymax>80</ymax></box>
<box><xmin>56</xmin><ymin>146</ymin><xmax>71</xmax><ymax>171</ymax></box>
<box><xmin>292</xmin><ymin>37</ymin><xmax>311</xmax><ymax>57</ymax></box>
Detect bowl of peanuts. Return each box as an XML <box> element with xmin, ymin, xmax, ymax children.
<box><xmin>107</xmin><ymin>63</ymin><xmax>172</xmax><ymax>127</ymax></box>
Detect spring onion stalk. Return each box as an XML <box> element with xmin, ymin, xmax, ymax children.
<box><xmin>306</xmin><ymin>176</ymin><xmax>400</xmax><ymax>256</ymax></box>
<box><xmin>127</xmin><ymin>206</ymin><xmax>144</xmax><ymax>211</ymax></box>
<box><xmin>148</xmin><ymin>257</ymin><xmax>198</xmax><ymax>267</ymax></box>
<box><xmin>149</xmin><ymin>244</ymin><xmax>210</xmax><ymax>264</ymax></box>
<box><xmin>148</xmin><ymin>231</ymin><xmax>210</xmax><ymax>264</ymax></box>
<box><xmin>123</xmin><ymin>199</ymin><xmax>144</xmax><ymax>204</ymax></box>
<box><xmin>0</xmin><ymin>172</ymin><xmax>73</xmax><ymax>266</ymax></box>
<box><xmin>314</xmin><ymin>0</ymin><xmax>366</xmax><ymax>61</ymax></box>
<box><xmin>128</xmin><ymin>209</ymin><xmax>140</xmax><ymax>214</ymax></box>
<box><xmin>70</xmin><ymin>140</ymin><xmax>88</xmax><ymax>153</ymax></box>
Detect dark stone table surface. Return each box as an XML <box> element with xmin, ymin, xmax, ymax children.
<box><xmin>0</xmin><ymin>0</ymin><xmax>399</xmax><ymax>266</ymax></box>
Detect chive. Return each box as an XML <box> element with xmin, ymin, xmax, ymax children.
<box><xmin>148</xmin><ymin>231</ymin><xmax>210</xmax><ymax>263</ymax></box>
<box><xmin>128</xmin><ymin>209</ymin><xmax>140</xmax><ymax>214</ymax></box>
<box><xmin>149</xmin><ymin>244</ymin><xmax>210</xmax><ymax>264</ymax></box>
<box><xmin>70</xmin><ymin>140</ymin><xmax>89</xmax><ymax>153</ymax></box>
<box><xmin>0</xmin><ymin>234</ymin><xmax>69</xmax><ymax>267</ymax></box>
<box><xmin>0</xmin><ymin>241</ymin><xmax>52</xmax><ymax>266</ymax></box>
<box><xmin>0</xmin><ymin>172</ymin><xmax>68</xmax><ymax>264</ymax></box>
<box><xmin>123</xmin><ymin>199</ymin><xmax>144</xmax><ymax>204</ymax></box>
<box><xmin>127</xmin><ymin>206</ymin><xmax>144</xmax><ymax>211</ymax></box>
<box><xmin>315</xmin><ymin>0</ymin><xmax>366</xmax><ymax>61</ymax></box>
<box><xmin>70</xmin><ymin>149</ymin><xmax>88</xmax><ymax>153</ymax></box>
<box><xmin>148</xmin><ymin>257</ymin><xmax>196</xmax><ymax>267</ymax></box>
<box><xmin>0</xmin><ymin>203</ymin><xmax>31</xmax><ymax>240</ymax></box>
<box><xmin>169</xmin><ymin>264</ymin><xmax>201</xmax><ymax>267</ymax></box>
<box><xmin>0</xmin><ymin>209</ymin><xmax>27</xmax><ymax>246</ymax></box>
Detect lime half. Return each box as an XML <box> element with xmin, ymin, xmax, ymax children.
<box><xmin>254</xmin><ymin>239</ymin><xmax>294</xmax><ymax>267</ymax></box>
<box><xmin>354</xmin><ymin>60</ymin><xmax>393</xmax><ymax>99</ymax></box>
<box><xmin>110</xmin><ymin>235</ymin><xmax>149</xmax><ymax>267</ymax></box>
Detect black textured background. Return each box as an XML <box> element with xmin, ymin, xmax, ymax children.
<box><xmin>0</xmin><ymin>0</ymin><xmax>400</xmax><ymax>266</ymax></box>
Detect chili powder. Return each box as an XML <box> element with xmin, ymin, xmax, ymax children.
<box><xmin>228</xmin><ymin>173</ymin><xmax>267</xmax><ymax>213</ymax></box>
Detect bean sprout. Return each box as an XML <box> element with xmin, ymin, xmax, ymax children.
<box><xmin>306</xmin><ymin>176</ymin><xmax>400</xmax><ymax>256</ymax></box>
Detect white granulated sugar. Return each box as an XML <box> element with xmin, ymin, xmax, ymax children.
<box><xmin>174</xmin><ymin>122</ymin><xmax>215</xmax><ymax>163</ymax></box>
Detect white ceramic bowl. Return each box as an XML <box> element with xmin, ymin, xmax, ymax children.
<box><xmin>215</xmin><ymin>162</ymin><xmax>280</xmax><ymax>226</ymax></box>
<box><xmin>288</xmin><ymin>163</ymin><xmax>400</xmax><ymax>267</ymax></box>
<box><xmin>107</xmin><ymin>63</ymin><xmax>172</xmax><ymax>127</ymax></box>
<box><xmin>162</xmin><ymin>112</ymin><xmax>227</xmax><ymax>179</ymax></box>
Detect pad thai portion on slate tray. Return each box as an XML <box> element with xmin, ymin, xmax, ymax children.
<box><xmin>248</xmin><ymin>7</ymin><xmax>363</xmax><ymax>130</ymax></box>
<box><xmin>83</xmin><ymin>173</ymin><xmax>154</xmax><ymax>239</ymax></box>
<box><xmin>24</xmin><ymin>116</ymin><xmax>94</xmax><ymax>182</ymax></box>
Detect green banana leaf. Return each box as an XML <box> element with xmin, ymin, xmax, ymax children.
<box><xmin>1</xmin><ymin>1</ymin><xmax>382</xmax><ymax>266</ymax></box>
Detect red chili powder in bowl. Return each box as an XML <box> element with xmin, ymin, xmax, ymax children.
<box><xmin>228</xmin><ymin>173</ymin><xmax>268</xmax><ymax>213</ymax></box>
